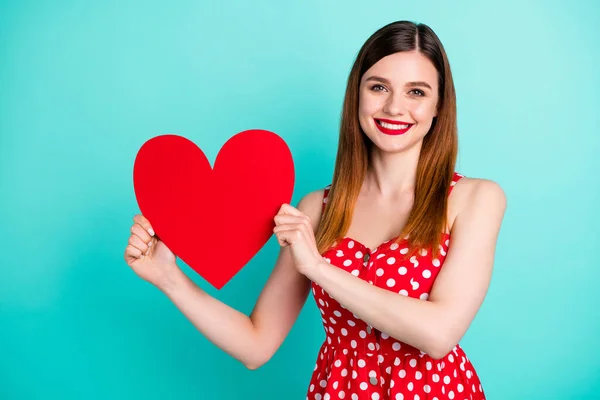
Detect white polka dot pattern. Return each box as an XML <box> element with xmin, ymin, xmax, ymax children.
<box><xmin>307</xmin><ymin>173</ymin><xmax>486</xmax><ymax>399</ymax></box>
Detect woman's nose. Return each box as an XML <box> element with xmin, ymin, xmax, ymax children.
<box><xmin>382</xmin><ymin>93</ymin><xmax>406</xmax><ymax>116</ymax></box>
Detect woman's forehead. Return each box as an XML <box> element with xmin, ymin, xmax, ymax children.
<box><xmin>362</xmin><ymin>52</ymin><xmax>438</xmax><ymax>86</ymax></box>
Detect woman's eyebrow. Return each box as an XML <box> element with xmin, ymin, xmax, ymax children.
<box><xmin>406</xmin><ymin>81</ymin><xmax>432</xmax><ymax>90</ymax></box>
<box><xmin>364</xmin><ymin>76</ymin><xmax>432</xmax><ymax>90</ymax></box>
<box><xmin>364</xmin><ymin>76</ymin><xmax>390</xmax><ymax>84</ymax></box>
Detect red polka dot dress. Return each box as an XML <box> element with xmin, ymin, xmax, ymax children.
<box><xmin>306</xmin><ymin>172</ymin><xmax>486</xmax><ymax>400</ymax></box>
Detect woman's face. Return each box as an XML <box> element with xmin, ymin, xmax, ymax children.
<box><xmin>358</xmin><ymin>51</ymin><xmax>440</xmax><ymax>154</ymax></box>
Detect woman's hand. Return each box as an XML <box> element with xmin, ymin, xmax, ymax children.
<box><xmin>273</xmin><ymin>203</ymin><xmax>324</xmax><ymax>277</ymax></box>
<box><xmin>124</xmin><ymin>214</ymin><xmax>183</xmax><ymax>291</ymax></box>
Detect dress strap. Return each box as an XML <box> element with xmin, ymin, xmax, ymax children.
<box><xmin>448</xmin><ymin>172</ymin><xmax>465</xmax><ymax>196</ymax></box>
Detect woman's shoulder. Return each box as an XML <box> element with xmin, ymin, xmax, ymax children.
<box><xmin>295</xmin><ymin>187</ymin><xmax>328</xmax><ymax>232</ymax></box>
<box><xmin>452</xmin><ymin>174</ymin><xmax>507</xmax><ymax>213</ymax></box>
<box><xmin>454</xmin><ymin>175</ymin><xmax>505</xmax><ymax>197</ymax></box>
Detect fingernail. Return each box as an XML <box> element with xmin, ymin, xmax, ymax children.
<box><xmin>148</xmin><ymin>240</ymin><xmax>153</xmax><ymax>247</ymax></box>
<box><xmin>148</xmin><ymin>228</ymin><xmax>155</xmax><ymax>236</ymax></box>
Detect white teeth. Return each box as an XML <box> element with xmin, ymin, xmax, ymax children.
<box><xmin>380</xmin><ymin>121</ymin><xmax>410</xmax><ymax>130</ymax></box>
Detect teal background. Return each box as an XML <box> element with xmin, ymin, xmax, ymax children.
<box><xmin>1</xmin><ymin>0</ymin><xmax>599</xmax><ymax>399</ymax></box>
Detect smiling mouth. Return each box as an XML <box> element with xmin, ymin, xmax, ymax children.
<box><xmin>374</xmin><ymin>119</ymin><xmax>413</xmax><ymax>135</ymax></box>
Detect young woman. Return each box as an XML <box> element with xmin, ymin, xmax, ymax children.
<box><xmin>124</xmin><ymin>20</ymin><xmax>506</xmax><ymax>400</ymax></box>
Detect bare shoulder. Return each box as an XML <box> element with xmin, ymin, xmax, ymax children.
<box><xmin>295</xmin><ymin>188</ymin><xmax>326</xmax><ymax>232</ymax></box>
<box><xmin>452</xmin><ymin>176</ymin><xmax>507</xmax><ymax>216</ymax></box>
<box><xmin>454</xmin><ymin>176</ymin><xmax>505</xmax><ymax>196</ymax></box>
<box><xmin>448</xmin><ymin>177</ymin><xmax>506</xmax><ymax>229</ymax></box>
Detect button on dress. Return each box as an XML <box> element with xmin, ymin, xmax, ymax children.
<box><xmin>306</xmin><ymin>172</ymin><xmax>486</xmax><ymax>400</ymax></box>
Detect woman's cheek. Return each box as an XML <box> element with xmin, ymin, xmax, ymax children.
<box><xmin>359</xmin><ymin>96</ymin><xmax>382</xmax><ymax>116</ymax></box>
<box><xmin>410</xmin><ymin>101</ymin><xmax>437</xmax><ymax>121</ymax></box>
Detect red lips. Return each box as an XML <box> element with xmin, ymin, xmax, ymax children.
<box><xmin>374</xmin><ymin>118</ymin><xmax>413</xmax><ymax>135</ymax></box>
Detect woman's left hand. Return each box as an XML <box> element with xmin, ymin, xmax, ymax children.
<box><xmin>273</xmin><ymin>203</ymin><xmax>324</xmax><ymax>277</ymax></box>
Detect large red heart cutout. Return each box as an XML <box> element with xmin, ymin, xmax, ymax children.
<box><xmin>133</xmin><ymin>129</ymin><xmax>295</xmax><ymax>289</ymax></box>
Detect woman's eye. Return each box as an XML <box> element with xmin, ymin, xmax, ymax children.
<box><xmin>370</xmin><ymin>84</ymin><xmax>386</xmax><ymax>92</ymax></box>
<box><xmin>410</xmin><ymin>89</ymin><xmax>425</xmax><ymax>96</ymax></box>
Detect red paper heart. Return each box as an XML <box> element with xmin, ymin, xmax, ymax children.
<box><xmin>133</xmin><ymin>129</ymin><xmax>295</xmax><ymax>289</ymax></box>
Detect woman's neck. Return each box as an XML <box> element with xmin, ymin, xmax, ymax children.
<box><xmin>364</xmin><ymin>144</ymin><xmax>422</xmax><ymax>199</ymax></box>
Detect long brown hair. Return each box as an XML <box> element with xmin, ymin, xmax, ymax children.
<box><xmin>315</xmin><ymin>21</ymin><xmax>458</xmax><ymax>259</ymax></box>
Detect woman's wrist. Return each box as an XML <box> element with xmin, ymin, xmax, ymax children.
<box><xmin>155</xmin><ymin>263</ymin><xmax>188</xmax><ymax>295</ymax></box>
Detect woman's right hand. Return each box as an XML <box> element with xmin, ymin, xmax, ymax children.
<box><xmin>124</xmin><ymin>214</ymin><xmax>182</xmax><ymax>290</ymax></box>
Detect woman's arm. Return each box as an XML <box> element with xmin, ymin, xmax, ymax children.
<box><xmin>303</xmin><ymin>178</ymin><xmax>507</xmax><ymax>359</ymax></box>
<box><xmin>160</xmin><ymin>189</ymin><xmax>325</xmax><ymax>369</ymax></box>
